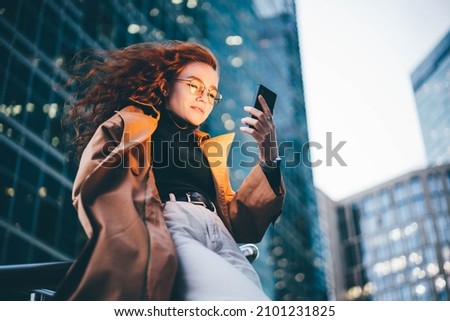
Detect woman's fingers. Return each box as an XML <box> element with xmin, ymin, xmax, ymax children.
<box><xmin>241</xmin><ymin>100</ymin><xmax>278</xmax><ymax>161</ymax></box>
<box><xmin>257</xmin><ymin>95</ymin><xmax>272</xmax><ymax>118</ymax></box>
<box><xmin>243</xmin><ymin>105</ymin><xmax>273</xmax><ymax>129</ymax></box>
<box><xmin>240</xmin><ymin>124</ymin><xmax>264</xmax><ymax>141</ymax></box>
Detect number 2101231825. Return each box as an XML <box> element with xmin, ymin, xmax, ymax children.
<box><xmin>255</xmin><ymin>305</ymin><xmax>336</xmax><ymax>317</ymax></box>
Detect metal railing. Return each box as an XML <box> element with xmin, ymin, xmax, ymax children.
<box><xmin>0</xmin><ymin>244</ymin><xmax>259</xmax><ymax>300</ymax></box>
<box><xmin>0</xmin><ymin>261</ymin><xmax>72</xmax><ymax>300</ymax></box>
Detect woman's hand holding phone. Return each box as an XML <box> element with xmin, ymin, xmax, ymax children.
<box><xmin>240</xmin><ymin>85</ymin><xmax>279</xmax><ymax>164</ymax></box>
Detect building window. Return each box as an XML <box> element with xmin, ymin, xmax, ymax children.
<box><xmin>337</xmin><ymin>206</ymin><xmax>348</xmax><ymax>241</ymax></box>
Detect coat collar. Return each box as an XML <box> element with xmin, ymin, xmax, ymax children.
<box><xmin>118</xmin><ymin>105</ymin><xmax>235</xmax><ymax>176</ymax></box>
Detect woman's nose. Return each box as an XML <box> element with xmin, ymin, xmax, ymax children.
<box><xmin>196</xmin><ymin>89</ymin><xmax>208</xmax><ymax>103</ymax></box>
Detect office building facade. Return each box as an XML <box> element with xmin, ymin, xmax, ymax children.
<box><xmin>326</xmin><ymin>164</ymin><xmax>450</xmax><ymax>300</ymax></box>
<box><xmin>0</xmin><ymin>0</ymin><xmax>326</xmax><ymax>300</ymax></box>
<box><xmin>411</xmin><ymin>30</ymin><xmax>450</xmax><ymax>166</ymax></box>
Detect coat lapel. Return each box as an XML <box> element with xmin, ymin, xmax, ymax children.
<box><xmin>197</xmin><ymin>130</ymin><xmax>235</xmax><ymax>225</ymax></box>
<box><xmin>119</xmin><ymin>107</ymin><xmax>159</xmax><ymax>175</ymax></box>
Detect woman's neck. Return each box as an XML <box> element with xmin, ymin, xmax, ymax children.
<box><xmin>163</xmin><ymin>108</ymin><xmax>197</xmax><ymax>131</ymax></box>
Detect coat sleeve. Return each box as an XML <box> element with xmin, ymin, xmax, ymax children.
<box><xmin>71</xmin><ymin>116</ymin><xmax>124</xmax><ymax>238</ymax></box>
<box><xmin>226</xmin><ymin>165</ymin><xmax>285</xmax><ymax>243</ymax></box>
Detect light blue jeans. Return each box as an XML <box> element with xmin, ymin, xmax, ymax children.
<box><xmin>163</xmin><ymin>198</ymin><xmax>270</xmax><ymax>301</ymax></box>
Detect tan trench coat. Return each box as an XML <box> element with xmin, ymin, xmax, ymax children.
<box><xmin>55</xmin><ymin>105</ymin><xmax>285</xmax><ymax>300</ymax></box>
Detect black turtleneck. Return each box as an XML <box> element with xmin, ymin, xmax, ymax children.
<box><xmin>152</xmin><ymin>108</ymin><xmax>216</xmax><ymax>202</ymax></box>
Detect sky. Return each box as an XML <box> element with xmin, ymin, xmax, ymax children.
<box><xmin>296</xmin><ymin>0</ymin><xmax>450</xmax><ymax>201</ymax></box>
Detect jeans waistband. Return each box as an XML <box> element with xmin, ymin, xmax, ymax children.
<box><xmin>162</xmin><ymin>192</ymin><xmax>215</xmax><ymax>212</ymax></box>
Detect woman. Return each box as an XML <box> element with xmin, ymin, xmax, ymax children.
<box><xmin>55</xmin><ymin>41</ymin><xmax>285</xmax><ymax>300</ymax></box>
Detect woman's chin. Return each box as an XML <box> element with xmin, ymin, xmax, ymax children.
<box><xmin>188</xmin><ymin>118</ymin><xmax>204</xmax><ymax>127</ymax></box>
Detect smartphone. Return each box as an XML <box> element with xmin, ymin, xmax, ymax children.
<box><xmin>249</xmin><ymin>84</ymin><xmax>277</xmax><ymax>128</ymax></box>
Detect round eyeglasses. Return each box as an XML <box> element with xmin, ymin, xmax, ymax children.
<box><xmin>174</xmin><ymin>77</ymin><xmax>223</xmax><ymax>106</ymax></box>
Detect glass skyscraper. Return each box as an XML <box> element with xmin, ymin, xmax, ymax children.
<box><xmin>320</xmin><ymin>164</ymin><xmax>450</xmax><ymax>300</ymax></box>
<box><xmin>0</xmin><ymin>0</ymin><xmax>326</xmax><ymax>300</ymax></box>
<box><xmin>411</xmin><ymin>30</ymin><xmax>450</xmax><ymax>166</ymax></box>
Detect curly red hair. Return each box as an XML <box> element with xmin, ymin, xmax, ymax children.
<box><xmin>65</xmin><ymin>41</ymin><xmax>219</xmax><ymax>161</ymax></box>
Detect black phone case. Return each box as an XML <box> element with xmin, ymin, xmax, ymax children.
<box><xmin>253</xmin><ymin>84</ymin><xmax>277</xmax><ymax>115</ymax></box>
<box><xmin>249</xmin><ymin>85</ymin><xmax>277</xmax><ymax>128</ymax></box>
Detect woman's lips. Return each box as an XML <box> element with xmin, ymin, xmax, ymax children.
<box><xmin>191</xmin><ymin>106</ymin><xmax>204</xmax><ymax>114</ymax></box>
